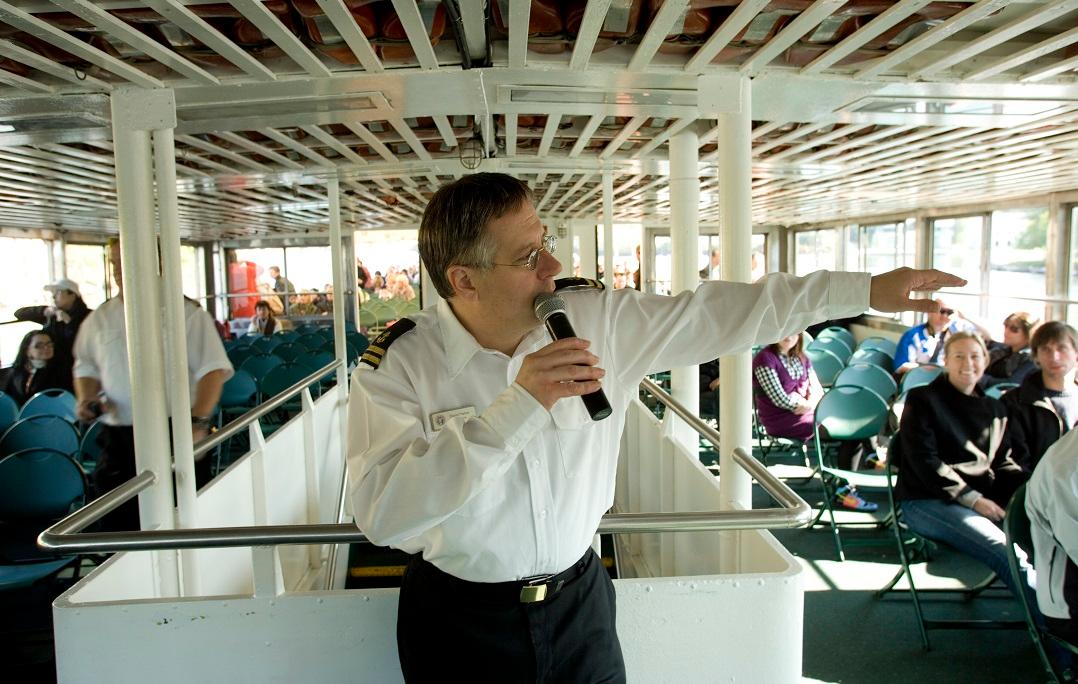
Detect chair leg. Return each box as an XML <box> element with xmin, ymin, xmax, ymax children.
<box><xmin>817</xmin><ymin>473</ymin><xmax>845</xmax><ymax>562</ymax></box>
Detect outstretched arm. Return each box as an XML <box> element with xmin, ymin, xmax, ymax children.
<box><xmin>869</xmin><ymin>268</ymin><xmax>966</xmax><ymax>314</ymax></box>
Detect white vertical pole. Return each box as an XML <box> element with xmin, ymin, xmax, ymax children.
<box><xmin>327</xmin><ymin>176</ymin><xmax>349</xmax><ymax>391</ymax></box>
<box><xmin>602</xmin><ymin>171</ymin><xmax>615</xmax><ymax>290</ymax></box>
<box><xmin>574</xmin><ymin>220</ymin><xmax>598</xmax><ymax>280</ymax></box>
<box><xmin>718</xmin><ymin>77</ymin><xmax>754</xmax><ymax>573</ymax></box>
<box><xmin>110</xmin><ymin>87</ymin><xmax>178</xmax><ymax>596</ymax></box>
<box><xmin>153</xmin><ymin>122</ymin><xmax>201</xmax><ymax>597</ymax></box>
<box><xmin>669</xmin><ymin>129</ymin><xmax>701</xmax><ymax>435</ymax></box>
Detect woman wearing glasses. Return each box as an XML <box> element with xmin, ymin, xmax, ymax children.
<box><xmin>981</xmin><ymin>311</ymin><xmax>1038</xmax><ymax>387</ymax></box>
<box><xmin>3</xmin><ymin>330</ymin><xmax>72</xmax><ymax>405</ymax></box>
<box><xmin>1003</xmin><ymin>321</ymin><xmax>1078</xmax><ymax>472</ymax></box>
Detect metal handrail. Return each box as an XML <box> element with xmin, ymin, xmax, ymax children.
<box><xmin>193</xmin><ymin>359</ymin><xmax>343</xmax><ymax>458</ymax></box>
<box><xmin>40</xmin><ymin>377</ymin><xmax>811</xmax><ymax>555</ymax></box>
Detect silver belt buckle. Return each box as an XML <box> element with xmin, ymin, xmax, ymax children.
<box><xmin>519</xmin><ymin>574</ymin><xmax>553</xmax><ymax>603</ymax></box>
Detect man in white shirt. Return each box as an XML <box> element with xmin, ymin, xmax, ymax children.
<box><xmin>347</xmin><ymin>173</ymin><xmax>963</xmax><ymax>682</ymax></box>
<box><xmin>73</xmin><ymin>240</ymin><xmax>233</xmax><ymax>530</ymax></box>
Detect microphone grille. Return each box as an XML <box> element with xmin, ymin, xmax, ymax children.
<box><xmin>533</xmin><ymin>292</ymin><xmax>566</xmax><ymax>321</ymax></box>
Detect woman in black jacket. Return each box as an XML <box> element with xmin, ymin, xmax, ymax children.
<box><xmin>895</xmin><ymin>331</ymin><xmax>1030</xmax><ymax>600</ymax></box>
<box><xmin>3</xmin><ymin>330</ymin><xmax>73</xmax><ymax>405</ymax></box>
<box><xmin>14</xmin><ymin>278</ymin><xmax>91</xmax><ymax>376</ymax></box>
<box><xmin>1002</xmin><ymin>321</ymin><xmax>1078</xmax><ymax>472</ymax></box>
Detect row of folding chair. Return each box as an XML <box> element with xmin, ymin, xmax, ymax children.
<box><xmin>0</xmin><ymin>388</ymin><xmax>78</xmax><ymax>435</ymax></box>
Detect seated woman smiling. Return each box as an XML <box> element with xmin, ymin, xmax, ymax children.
<box><xmin>894</xmin><ymin>331</ymin><xmax>1031</xmax><ymax>599</ymax></box>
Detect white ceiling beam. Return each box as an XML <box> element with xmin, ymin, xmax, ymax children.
<box><xmin>389</xmin><ymin>119</ymin><xmax>433</xmax><ymax>161</ymax></box>
<box><xmin>389</xmin><ymin>0</ymin><xmax>440</xmax><ymax>70</ymax></box>
<box><xmin>537</xmin><ymin>114</ymin><xmax>562</xmax><ymax>157</ymax></box>
<box><xmin>684</xmin><ymin>0</ymin><xmax>770</xmax><ymax>73</ymax></box>
<box><xmin>600</xmin><ymin>115</ymin><xmax>648</xmax><ymax>159</ymax></box>
<box><xmin>534</xmin><ymin>180</ymin><xmax>560</xmax><ymax>213</ymax></box>
<box><xmin>506</xmin><ymin>113</ymin><xmax>518</xmax><ymax>157</ymax></box>
<box><xmin>634</xmin><ymin>118</ymin><xmax>695</xmax><ymax>158</ymax></box>
<box><xmin>549</xmin><ymin>174</ymin><xmax>593</xmax><ymax>214</ymax></box>
<box><xmin>753</xmin><ymin>122</ymin><xmax>831</xmax><ymax>156</ymax></box>
<box><xmin>0</xmin><ymin>0</ymin><xmax>162</xmax><ymax>88</ymax></box>
<box><xmin>0</xmin><ymin>38</ymin><xmax>112</xmax><ymax>90</ymax></box>
<box><xmin>569</xmin><ymin>115</ymin><xmax>603</xmax><ymax>158</ymax></box>
<box><xmin>1022</xmin><ymin>53</ymin><xmax>1078</xmax><ymax>82</ymax></box>
<box><xmin>314</xmin><ymin>0</ymin><xmax>383</xmax><ymax>73</ymax></box>
<box><xmin>301</xmin><ymin>124</ymin><xmax>369</xmax><ymax>165</ymax></box>
<box><xmin>966</xmin><ymin>25</ymin><xmax>1078</xmax><ymax>81</ymax></box>
<box><xmin>49</xmin><ymin>0</ymin><xmax>220</xmax><ymax>85</ymax></box>
<box><xmin>507</xmin><ymin>0</ymin><xmax>532</xmax><ymax>69</ymax></box>
<box><xmin>740</xmin><ymin>0</ymin><xmax>846</xmax><ymax>77</ymax></box>
<box><xmin>214</xmin><ymin>131</ymin><xmax>305</xmax><ymax>170</ymax></box>
<box><xmin>801</xmin><ymin>0</ymin><xmax>932</xmax><ymax>75</ymax></box>
<box><xmin>433</xmin><ymin>115</ymin><xmax>457</xmax><ymax>148</ymax></box>
<box><xmin>569</xmin><ymin>0</ymin><xmax>612</xmax><ymax>71</ymax></box>
<box><xmin>142</xmin><ymin>0</ymin><xmax>277</xmax><ymax>81</ymax></box>
<box><xmin>855</xmin><ymin>0</ymin><xmax>1013</xmax><ymax>80</ymax></box>
<box><xmin>230</xmin><ymin>0</ymin><xmax>332</xmax><ymax>77</ymax></box>
<box><xmin>750</xmin><ymin>121</ymin><xmax>785</xmax><ymax>140</ymax></box>
<box><xmin>763</xmin><ymin>123</ymin><xmax>873</xmax><ymax>162</ymax></box>
<box><xmin>457</xmin><ymin>0</ymin><xmax>489</xmax><ymax>63</ymax></box>
<box><xmin>259</xmin><ymin>128</ymin><xmax>336</xmax><ymax>167</ymax></box>
<box><xmin>176</xmin><ymin>134</ymin><xmax>271</xmax><ymax>172</ymax></box>
<box><xmin>913</xmin><ymin>0</ymin><xmax>1078</xmax><ymax>79</ymax></box>
<box><xmin>345</xmin><ymin>122</ymin><xmax>398</xmax><ymax>162</ymax></box>
<box><xmin>627</xmin><ymin>0</ymin><xmax>690</xmax><ymax>72</ymax></box>
<box><xmin>0</xmin><ymin>66</ymin><xmax>52</xmax><ymax>93</ymax></box>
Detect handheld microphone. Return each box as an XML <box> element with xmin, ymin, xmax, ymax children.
<box><xmin>533</xmin><ymin>293</ymin><xmax>612</xmax><ymax>421</ymax></box>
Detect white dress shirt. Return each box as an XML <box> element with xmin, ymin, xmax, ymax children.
<box><xmin>347</xmin><ymin>270</ymin><xmax>870</xmax><ymax>582</ymax></box>
<box><xmin>73</xmin><ymin>297</ymin><xmax>234</xmax><ymax>426</ymax></box>
<box><xmin>1027</xmin><ymin>427</ymin><xmax>1078</xmax><ymax>619</ymax></box>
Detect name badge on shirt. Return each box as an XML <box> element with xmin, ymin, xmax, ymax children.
<box><xmin>430</xmin><ymin>406</ymin><xmax>476</xmax><ymax>431</ymax></box>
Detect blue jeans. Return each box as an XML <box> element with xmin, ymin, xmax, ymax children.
<box><xmin>900</xmin><ymin>498</ymin><xmax>1037</xmax><ymax>607</ymax></box>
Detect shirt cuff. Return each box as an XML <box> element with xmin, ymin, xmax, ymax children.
<box><xmin>956</xmin><ymin>488</ymin><xmax>983</xmax><ymax>508</ymax></box>
<box><xmin>480</xmin><ymin>383</ymin><xmax>550</xmax><ymax>453</ymax></box>
<box><xmin>828</xmin><ymin>271</ymin><xmax>871</xmax><ymax>318</ymax></box>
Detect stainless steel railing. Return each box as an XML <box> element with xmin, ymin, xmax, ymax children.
<box><xmin>39</xmin><ymin>376</ymin><xmax>811</xmax><ymax>555</ymax></box>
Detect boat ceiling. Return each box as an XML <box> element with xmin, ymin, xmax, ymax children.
<box><xmin>0</xmin><ymin>0</ymin><xmax>1075</xmax><ymax>240</ymax></box>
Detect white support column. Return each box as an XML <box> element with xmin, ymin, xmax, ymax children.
<box><xmin>327</xmin><ymin>177</ymin><xmax>352</xmax><ymax>523</ymax></box>
<box><xmin>602</xmin><ymin>171</ymin><xmax>615</xmax><ymax>290</ymax></box>
<box><xmin>669</xmin><ymin>129</ymin><xmax>701</xmax><ymax>435</ymax></box>
<box><xmin>52</xmin><ymin>233</ymin><xmax>67</xmax><ymax>279</ymax></box>
<box><xmin>718</xmin><ymin>77</ymin><xmax>753</xmax><ymax>573</ymax></box>
<box><xmin>574</xmin><ymin>220</ymin><xmax>598</xmax><ymax>280</ymax></box>
<box><xmin>153</xmin><ymin>119</ymin><xmax>202</xmax><ymax>597</ymax></box>
<box><xmin>110</xmin><ymin>87</ymin><xmax>178</xmax><ymax>596</ymax></box>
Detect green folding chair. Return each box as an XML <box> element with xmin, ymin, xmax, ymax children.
<box><xmin>805</xmin><ymin>347</ymin><xmax>844</xmax><ymax>387</ymax></box>
<box><xmin>834</xmin><ymin>362</ymin><xmax>898</xmax><ymax>402</ymax></box>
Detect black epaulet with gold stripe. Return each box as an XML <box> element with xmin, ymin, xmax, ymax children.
<box><xmin>360</xmin><ymin>318</ymin><xmax>416</xmax><ymax>369</ymax></box>
<box><xmin>554</xmin><ymin>277</ymin><xmax>605</xmax><ymax>292</ymax></box>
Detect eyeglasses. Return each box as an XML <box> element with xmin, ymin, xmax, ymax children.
<box><xmin>492</xmin><ymin>234</ymin><xmax>556</xmax><ymax>271</ymax></box>
<box><xmin>30</xmin><ymin>342</ymin><xmax>54</xmax><ymax>349</ymax></box>
<box><xmin>1006</xmin><ymin>324</ymin><xmax>1026</xmax><ymax>333</ymax></box>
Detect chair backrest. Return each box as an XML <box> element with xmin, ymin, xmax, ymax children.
<box><xmin>19</xmin><ymin>388</ymin><xmax>77</xmax><ymax>423</ymax></box>
<box><xmin>273</xmin><ymin>342</ymin><xmax>306</xmax><ymax>363</ymax></box>
<box><xmin>804</xmin><ymin>347</ymin><xmax>844</xmax><ymax>386</ymax></box>
<box><xmin>294</xmin><ymin>323</ymin><xmax>319</xmax><ymax>335</ymax></box>
<box><xmin>985</xmin><ymin>382</ymin><xmax>1020</xmax><ymax>400</ymax></box>
<box><xmin>317</xmin><ymin>327</ymin><xmax>336</xmax><ymax>341</ymax></box>
<box><xmin>297</xmin><ymin>333</ymin><xmax>325</xmax><ymax>351</ymax></box>
<box><xmin>260</xmin><ymin>362</ymin><xmax>315</xmax><ymax>398</ymax></box>
<box><xmin>900</xmin><ymin>364</ymin><xmax>943</xmax><ymax>393</ymax></box>
<box><xmin>808</xmin><ymin>336</ymin><xmax>852</xmax><ymax>364</ymax></box>
<box><xmin>0</xmin><ymin>392</ymin><xmax>19</xmax><ymax>435</ymax></box>
<box><xmin>858</xmin><ymin>336</ymin><xmax>898</xmax><ymax>357</ymax></box>
<box><xmin>814</xmin><ymin>385</ymin><xmax>889</xmax><ymax>442</ymax></box>
<box><xmin>834</xmin><ymin>362</ymin><xmax>897</xmax><ymax>401</ymax></box>
<box><xmin>274</xmin><ymin>330</ymin><xmax>299</xmax><ymax>342</ymax></box>
<box><xmin>227</xmin><ymin>345</ymin><xmax>254</xmax><ymax>368</ymax></box>
<box><xmin>300</xmin><ymin>351</ymin><xmax>336</xmax><ymax>375</ymax></box>
<box><xmin>0</xmin><ymin>448</ymin><xmax>85</xmax><ymax>520</ymax></box>
<box><xmin>819</xmin><ymin>326</ymin><xmax>854</xmax><ymax>348</ymax></box>
<box><xmin>346</xmin><ymin>331</ymin><xmax>370</xmax><ymax>353</ymax></box>
<box><xmin>251</xmin><ymin>335</ymin><xmax>281</xmax><ymax>354</ymax></box>
<box><xmin>849</xmin><ymin>347</ymin><xmax>893</xmax><ymax>370</ymax></box>
<box><xmin>0</xmin><ymin>415</ymin><xmax>80</xmax><ymax>458</ymax></box>
<box><xmin>239</xmin><ymin>353</ymin><xmax>285</xmax><ymax>379</ymax></box>
<box><xmin>220</xmin><ymin>369</ymin><xmax>258</xmax><ymax>408</ymax></box>
<box><xmin>78</xmin><ymin>419</ymin><xmax>106</xmax><ymax>472</ymax></box>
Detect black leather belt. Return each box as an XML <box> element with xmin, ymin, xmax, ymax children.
<box><xmin>416</xmin><ymin>550</ymin><xmax>593</xmax><ymax>604</ymax></box>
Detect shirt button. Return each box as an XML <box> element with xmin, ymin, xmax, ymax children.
<box><xmin>532</xmin><ymin>459</ymin><xmax>540</xmax><ymax>467</ymax></box>
<box><xmin>540</xmin><ymin>510</ymin><xmax>548</xmax><ymax>519</ymax></box>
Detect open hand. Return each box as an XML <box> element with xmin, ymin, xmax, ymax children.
<box><xmin>972</xmin><ymin>497</ymin><xmax>1005</xmax><ymax>522</ymax></box>
<box><xmin>516</xmin><ymin>338</ymin><xmax>605</xmax><ymax>410</ymax></box>
<box><xmin>869</xmin><ymin>267</ymin><xmax>966</xmax><ymax>314</ymax></box>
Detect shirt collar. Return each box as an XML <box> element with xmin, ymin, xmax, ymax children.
<box><xmin>437</xmin><ymin>298</ymin><xmax>486</xmax><ymax>378</ymax></box>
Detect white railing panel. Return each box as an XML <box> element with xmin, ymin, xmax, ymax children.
<box><xmin>312</xmin><ymin>389</ymin><xmax>344</xmax><ymax>523</ymax></box>
<box><xmin>195</xmin><ymin>456</ymin><xmax>257</xmax><ymax>596</ymax></box>
<box><xmin>261</xmin><ymin>414</ymin><xmax>310</xmax><ymax>589</ymax></box>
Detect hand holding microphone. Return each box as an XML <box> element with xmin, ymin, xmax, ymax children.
<box><xmin>525</xmin><ymin>293</ymin><xmax>612</xmax><ymax>421</ymax></box>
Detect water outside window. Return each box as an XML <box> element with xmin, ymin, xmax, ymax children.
<box><xmin>0</xmin><ymin>236</ymin><xmax>52</xmax><ymax>363</ymax></box>
<box><xmin>932</xmin><ymin>215</ymin><xmax>984</xmax><ymax>319</ymax></box>
<box><xmin>989</xmin><ymin>207</ymin><xmax>1047</xmax><ymax>329</ymax></box>
<box><xmin>66</xmin><ymin>243</ymin><xmax>110</xmax><ymax>309</ymax></box>
<box><xmin>795</xmin><ymin>229</ymin><xmax>837</xmax><ymax>275</ymax></box>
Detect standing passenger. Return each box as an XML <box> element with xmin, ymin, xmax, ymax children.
<box><xmin>15</xmin><ymin>277</ymin><xmax>91</xmax><ymax>379</ymax></box>
<box><xmin>73</xmin><ymin>240</ymin><xmax>233</xmax><ymax>530</ymax></box>
<box><xmin>347</xmin><ymin>172</ymin><xmax>964</xmax><ymax>681</ymax></box>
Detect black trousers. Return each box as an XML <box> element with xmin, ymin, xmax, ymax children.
<box><xmin>90</xmin><ymin>424</ymin><xmax>213</xmax><ymax>532</ymax></box>
<box><xmin>397</xmin><ymin>549</ymin><xmax>626</xmax><ymax>683</ymax></box>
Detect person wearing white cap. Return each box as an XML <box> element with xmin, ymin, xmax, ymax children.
<box><xmin>15</xmin><ymin>277</ymin><xmax>92</xmax><ymax>378</ymax></box>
